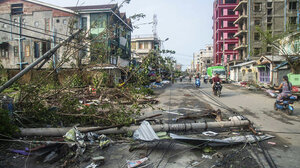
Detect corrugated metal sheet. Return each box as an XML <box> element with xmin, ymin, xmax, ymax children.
<box><xmin>133</xmin><ymin>121</ymin><xmax>159</xmax><ymax>141</ymax></box>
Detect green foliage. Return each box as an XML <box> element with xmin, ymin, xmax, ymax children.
<box><xmin>0</xmin><ymin>109</ymin><xmax>19</xmax><ymax>136</ymax></box>
<box><xmin>66</xmin><ymin>73</ymin><xmax>86</xmax><ymax>88</ymax></box>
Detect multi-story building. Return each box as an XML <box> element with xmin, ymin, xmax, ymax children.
<box><xmin>213</xmin><ymin>0</ymin><xmax>239</xmax><ymax>66</ymax></box>
<box><xmin>233</xmin><ymin>0</ymin><xmax>299</xmax><ymax>61</ymax></box>
<box><xmin>0</xmin><ymin>0</ymin><xmax>132</xmax><ymax>70</ymax></box>
<box><xmin>193</xmin><ymin>45</ymin><xmax>214</xmax><ymax>74</ymax></box>
<box><xmin>131</xmin><ymin>35</ymin><xmax>160</xmax><ymax>63</ymax></box>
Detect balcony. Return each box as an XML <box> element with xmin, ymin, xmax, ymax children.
<box><xmin>217</xmin><ymin>3</ymin><xmax>238</xmax><ymax>8</ymax></box>
<box><xmin>217</xmin><ymin>15</ymin><xmax>239</xmax><ymax>20</ymax></box>
<box><xmin>234</xmin><ymin>44</ymin><xmax>248</xmax><ymax>50</ymax></box>
<box><xmin>217</xmin><ymin>38</ymin><xmax>238</xmax><ymax>43</ymax></box>
<box><xmin>234</xmin><ymin>0</ymin><xmax>247</xmax><ymax>11</ymax></box>
<box><xmin>234</xmin><ymin>30</ymin><xmax>247</xmax><ymax>37</ymax></box>
<box><xmin>217</xmin><ymin>27</ymin><xmax>238</xmax><ymax>32</ymax></box>
<box><xmin>234</xmin><ymin>15</ymin><xmax>247</xmax><ymax>24</ymax></box>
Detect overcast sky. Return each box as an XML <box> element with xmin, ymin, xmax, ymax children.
<box><xmin>40</xmin><ymin>0</ymin><xmax>214</xmax><ymax>70</ymax></box>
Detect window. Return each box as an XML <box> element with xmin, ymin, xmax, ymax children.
<box><xmin>207</xmin><ymin>60</ymin><xmax>211</xmax><ymax>64</ymax></box>
<box><xmin>13</xmin><ymin>46</ymin><xmax>18</xmax><ymax>57</ymax></box>
<box><xmin>13</xmin><ymin>18</ymin><xmax>18</xmax><ymax>27</ymax></box>
<box><xmin>45</xmin><ymin>18</ymin><xmax>50</xmax><ymax>32</ymax></box>
<box><xmin>228</xmin><ymin>9</ymin><xmax>235</xmax><ymax>15</ymax></box>
<box><xmin>228</xmin><ymin>44</ymin><xmax>235</xmax><ymax>50</ymax></box>
<box><xmin>25</xmin><ymin>45</ymin><xmax>30</xmax><ymax>57</ymax></box>
<box><xmin>34</xmin><ymin>21</ymin><xmax>39</xmax><ymax>28</ymax></box>
<box><xmin>139</xmin><ymin>42</ymin><xmax>143</xmax><ymax>49</ymax></box>
<box><xmin>254</xmin><ymin>3</ymin><xmax>262</xmax><ymax>12</ymax></box>
<box><xmin>144</xmin><ymin>42</ymin><xmax>149</xmax><ymax>49</ymax></box>
<box><xmin>34</xmin><ymin>42</ymin><xmax>40</xmax><ymax>58</ymax></box>
<box><xmin>267</xmin><ymin>2</ymin><xmax>273</xmax><ymax>8</ymax></box>
<box><xmin>289</xmin><ymin>17</ymin><xmax>297</xmax><ymax>25</ymax></box>
<box><xmin>267</xmin><ymin>23</ymin><xmax>272</xmax><ymax>30</ymax></box>
<box><xmin>228</xmin><ymin>21</ymin><xmax>235</xmax><ymax>27</ymax></box>
<box><xmin>11</xmin><ymin>4</ymin><xmax>23</xmax><ymax>15</ymax></box>
<box><xmin>225</xmin><ymin>0</ymin><xmax>236</xmax><ymax>4</ymax></box>
<box><xmin>2</xmin><ymin>24</ymin><xmax>8</xmax><ymax>29</ymax></box>
<box><xmin>254</xmin><ymin>20</ymin><xmax>261</xmax><ymax>26</ymax></box>
<box><xmin>267</xmin><ymin>9</ymin><xmax>272</xmax><ymax>15</ymax></box>
<box><xmin>131</xmin><ymin>42</ymin><xmax>136</xmax><ymax>50</ymax></box>
<box><xmin>267</xmin><ymin>17</ymin><xmax>272</xmax><ymax>23</ymax></box>
<box><xmin>56</xmin><ymin>19</ymin><xmax>60</xmax><ymax>23</ymax></box>
<box><xmin>228</xmin><ymin>33</ymin><xmax>235</xmax><ymax>39</ymax></box>
<box><xmin>0</xmin><ymin>43</ymin><xmax>9</xmax><ymax>57</ymax></box>
<box><xmin>289</xmin><ymin>1</ymin><xmax>297</xmax><ymax>10</ymax></box>
<box><xmin>254</xmin><ymin>48</ymin><xmax>261</xmax><ymax>56</ymax></box>
<box><xmin>81</xmin><ymin>17</ymin><xmax>87</xmax><ymax>30</ymax></box>
<box><xmin>63</xmin><ymin>19</ymin><xmax>68</xmax><ymax>25</ymax></box>
<box><xmin>254</xmin><ymin>32</ymin><xmax>260</xmax><ymax>41</ymax></box>
<box><xmin>22</xmin><ymin>18</ymin><xmax>26</xmax><ymax>26</ymax></box>
<box><xmin>267</xmin><ymin>47</ymin><xmax>272</xmax><ymax>53</ymax></box>
<box><xmin>41</xmin><ymin>41</ymin><xmax>50</xmax><ymax>54</ymax></box>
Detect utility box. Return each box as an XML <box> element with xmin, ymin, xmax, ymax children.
<box><xmin>288</xmin><ymin>73</ymin><xmax>300</xmax><ymax>86</ymax></box>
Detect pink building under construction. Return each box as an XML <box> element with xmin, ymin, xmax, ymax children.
<box><xmin>213</xmin><ymin>0</ymin><xmax>239</xmax><ymax>65</ymax></box>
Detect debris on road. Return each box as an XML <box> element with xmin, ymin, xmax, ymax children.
<box><xmin>133</xmin><ymin>121</ymin><xmax>160</xmax><ymax>141</ymax></box>
<box><xmin>170</xmin><ymin>133</ymin><xmax>274</xmax><ymax>147</ymax></box>
<box><xmin>202</xmin><ymin>131</ymin><xmax>218</xmax><ymax>137</ymax></box>
<box><xmin>127</xmin><ymin>157</ymin><xmax>149</xmax><ymax>168</ymax></box>
<box><xmin>202</xmin><ymin>154</ymin><xmax>213</xmax><ymax>159</ymax></box>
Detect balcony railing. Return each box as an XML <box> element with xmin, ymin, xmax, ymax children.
<box><xmin>234</xmin><ymin>30</ymin><xmax>247</xmax><ymax>37</ymax></box>
<box><xmin>234</xmin><ymin>15</ymin><xmax>248</xmax><ymax>24</ymax></box>
<box><xmin>234</xmin><ymin>44</ymin><xmax>248</xmax><ymax>50</ymax></box>
<box><xmin>234</xmin><ymin>0</ymin><xmax>247</xmax><ymax>11</ymax></box>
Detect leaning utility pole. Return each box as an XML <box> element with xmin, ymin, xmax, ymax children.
<box><xmin>14</xmin><ymin>16</ymin><xmax>27</xmax><ymax>70</ymax></box>
<box><xmin>0</xmin><ymin>29</ymin><xmax>82</xmax><ymax>93</ymax></box>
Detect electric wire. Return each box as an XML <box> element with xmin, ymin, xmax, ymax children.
<box><xmin>0</xmin><ymin>17</ymin><xmax>70</xmax><ymax>38</ymax></box>
<box><xmin>190</xmin><ymin>83</ymin><xmax>278</xmax><ymax>168</ymax></box>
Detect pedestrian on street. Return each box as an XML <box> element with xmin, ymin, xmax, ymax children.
<box><xmin>275</xmin><ymin>75</ymin><xmax>292</xmax><ymax>102</ymax></box>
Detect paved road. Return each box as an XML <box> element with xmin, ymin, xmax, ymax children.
<box><xmin>194</xmin><ymin>80</ymin><xmax>300</xmax><ymax>168</ymax></box>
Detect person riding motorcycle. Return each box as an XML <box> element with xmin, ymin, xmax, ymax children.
<box><xmin>212</xmin><ymin>73</ymin><xmax>222</xmax><ymax>92</ymax></box>
<box><xmin>274</xmin><ymin>75</ymin><xmax>292</xmax><ymax>102</ymax></box>
<box><xmin>203</xmin><ymin>75</ymin><xmax>209</xmax><ymax>83</ymax></box>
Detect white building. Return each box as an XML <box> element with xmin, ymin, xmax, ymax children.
<box><xmin>131</xmin><ymin>35</ymin><xmax>160</xmax><ymax>63</ymax></box>
<box><xmin>192</xmin><ymin>45</ymin><xmax>213</xmax><ymax>74</ymax></box>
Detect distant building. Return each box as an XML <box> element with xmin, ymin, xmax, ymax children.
<box><xmin>193</xmin><ymin>45</ymin><xmax>213</xmax><ymax>74</ymax></box>
<box><xmin>213</xmin><ymin>0</ymin><xmax>239</xmax><ymax>66</ymax></box>
<box><xmin>175</xmin><ymin>64</ymin><xmax>182</xmax><ymax>72</ymax></box>
<box><xmin>131</xmin><ymin>35</ymin><xmax>160</xmax><ymax>63</ymax></box>
<box><xmin>233</xmin><ymin>0</ymin><xmax>299</xmax><ymax>61</ymax></box>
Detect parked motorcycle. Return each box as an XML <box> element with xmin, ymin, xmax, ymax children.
<box><xmin>274</xmin><ymin>95</ymin><xmax>297</xmax><ymax>115</ymax></box>
<box><xmin>195</xmin><ymin>78</ymin><xmax>201</xmax><ymax>88</ymax></box>
<box><xmin>213</xmin><ymin>82</ymin><xmax>222</xmax><ymax>97</ymax></box>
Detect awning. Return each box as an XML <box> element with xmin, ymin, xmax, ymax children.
<box><xmin>255</xmin><ymin>65</ymin><xmax>266</xmax><ymax>68</ymax></box>
<box><xmin>0</xmin><ymin>41</ymin><xmax>9</xmax><ymax>46</ymax></box>
<box><xmin>272</xmin><ymin>61</ymin><xmax>288</xmax><ymax>71</ymax></box>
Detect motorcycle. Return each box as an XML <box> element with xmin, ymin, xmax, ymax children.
<box><xmin>213</xmin><ymin>82</ymin><xmax>222</xmax><ymax>97</ymax></box>
<box><xmin>274</xmin><ymin>95</ymin><xmax>297</xmax><ymax>115</ymax></box>
<box><xmin>195</xmin><ymin>78</ymin><xmax>201</xmax><ymax>88</ymax></box>
<box><xmin>203</xmin><ymin>78</ymin><xmax>208</xmax><ymax>84</ymax></box>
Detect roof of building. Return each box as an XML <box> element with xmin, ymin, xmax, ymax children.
<box><xmin>231</xmin><ymin>60</ymin><xmax>256</xmax><ymax>68</ymax></box>
<box><xmin>264</xmin><ymin>55</ymin><xmax>286</xmax><ymax>62</ymax></box>
<box><xmin>24</xmin><ymin>0</ymin><xmax>77</xmax><ymax>14</ymax></box>
<box><xmin>66</xmin><ymin>4</ymin><xmax>117</xmax><ymax>11</ymax></box>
